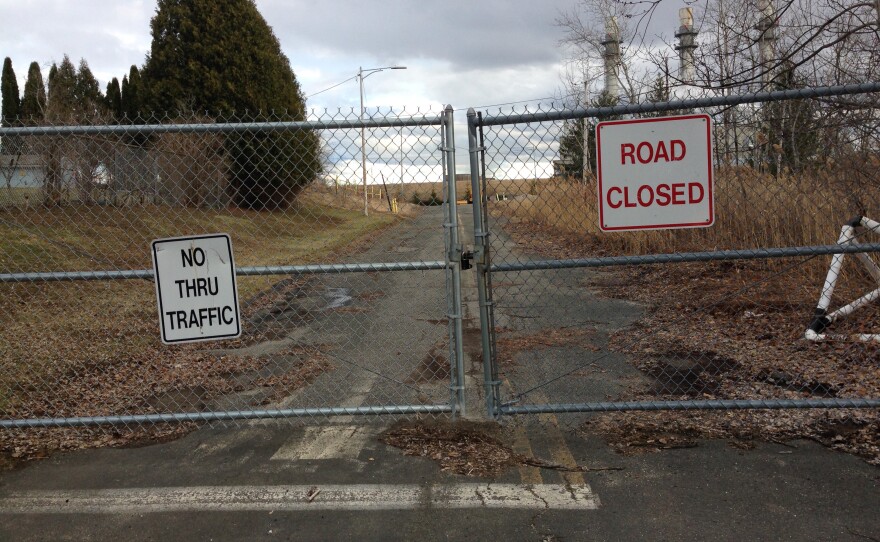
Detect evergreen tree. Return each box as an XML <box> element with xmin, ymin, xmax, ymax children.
<box><xmin>557</xmin><ymin>91</ymin><xmax>620</xmax><ymax>178</ymax></box>
<box><xmin>142</xmin><ymin>0</ymin><xmax>320</xmax><ymax>209</ymax></box>
<box><xmin>74</xmin><ymin>59</ymin><xmax>103</xmax><ymax>119</ymax></box>
<box><xmin>643</xmin><ymin>75</ymin><xmax>671</xmax><ymax>118</ymax></box>
<box><xmin>46</xmin><ymin>55</ymin><xmax>77</xmax><ymax>120</ymax></box>
<box><xmin>21</xmin><ymin>61</ymin><xmax>47</xmax><ymax>121</ymax></box>
<box><xmin>105</xmin><ymin>77</ymin><xmax>122</xmax><ymax>119</ymax></box>
<box><xmin>47</xmin><ymin>64</ymin><xmax>57</xmax><ymax>95</ymax></box>
<box><xmin>121</xmin><ymin>65</ymin><xmax>142</xmax><ymax>121</ymax></box>
<box><xmin>558</xmin><ymin>118</ymin><xmax>586</xmax><ymax>180</ymax></box>
<box><xmin>2</xmin><ymin>57</ymin><xmax>21</xmax><ymax>125</ymax></box>
<box><xmin>120</xmin><ymin>74</ymin><xmax>129</xmax><ymax>115</ymax></box>
<box><xmin>1</xmin><ymin>57</ymin><xmax>21</xmax><ymax>155</ymax></box>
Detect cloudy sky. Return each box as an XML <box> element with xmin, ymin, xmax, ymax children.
<box><xmin>1</xmin><ymin>1</ymin><xmax>589</xmax><ymax>109</ymax></box>
<box><xmin>0</xmin><ymin>0</ymin><xmax>687</xmax><ymax>176</ymax></box>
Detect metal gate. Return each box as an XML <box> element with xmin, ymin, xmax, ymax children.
<box><xmin>0</xmin><ymin>106</ymin><xmax>466</xmax><ymax>447</ymax></box>
<box><xmin>468</xmin><ymin>83</ymin><xmax>880</xmax><ymax>433</ymax></box>
<box><xmin>4</xmin><ymin>83</ymin><xmax>880</xmax><ymax>461</ymax></box>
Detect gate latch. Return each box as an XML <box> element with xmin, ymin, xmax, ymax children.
<box><xmin>461</xmin><ymin>250</ymin><xmax>474</xmax><ymax>270</ymax></box>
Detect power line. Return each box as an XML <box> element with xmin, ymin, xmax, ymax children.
<box><xmin>304</xmin><ymin>75</ymin><xmax>358</xmax><ymax>100</ymax></box>
<box><xmin>455</xmin><ymin>92</ymin><xmax>580</xmax><ymax>112</ymax></box>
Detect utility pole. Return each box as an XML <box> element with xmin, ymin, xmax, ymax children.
<box><xmin>582</xmin><ymin>79</ymin><xmax>591</xmax><ymax>180</ymax></box>
<box><xmin>358</xmin><ymin>65</ymin><xmax>407</xmax><ymax>216</ymax></box>
<box><xmin>359</xmin><ymin>67</ymin><xmax>366</xmax><ymax>216</ymax></box>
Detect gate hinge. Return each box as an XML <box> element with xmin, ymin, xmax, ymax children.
<box><xmin>461</xmin><ymin>250</ymin><xmax>474</xmax><ymax>270</ymax></box>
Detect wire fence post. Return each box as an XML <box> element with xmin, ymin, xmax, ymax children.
<box><xmin>468</xmin><ymin>108</ymin><xmax>500</xmax><ymax>419</ymax></box>
<box><xmin>443</xmin><ymin>105</ymin><xmax>467</xmax><ymax>417</ymax></box>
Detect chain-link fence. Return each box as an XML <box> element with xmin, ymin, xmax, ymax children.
<box><xmin>5</xmin><ymin>84</ymin><xmax>880</xmax><ymax>463</ymax></box>
<box><xmin>0</xmin><ymin>107</ymin><xmax>468</xmax><ymax>457</ymax></box>
<box><xmin>468</xmin><ymin>83</ymin><xmax>880</xmax><ymax>460</ymax></box>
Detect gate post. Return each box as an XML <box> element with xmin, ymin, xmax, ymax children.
<box><xmin>467</xmin><ymin>108</ymin><xmax>500</xmax><ymax>418</ymax></box>
<box><xmin>443</xmin><ymin>105</ymin><xmax>467</xmax><ymax>417</ymax></box>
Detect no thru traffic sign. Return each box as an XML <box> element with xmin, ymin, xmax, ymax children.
<box><xmin>151</xmin><ymin>234</ymin><xmax>241</xmax><ymax>344</ymax></box>
<box><xmin>595</xmin><ymin>114</ymin><xmax>714</xmax><ymax>231</ymax></box>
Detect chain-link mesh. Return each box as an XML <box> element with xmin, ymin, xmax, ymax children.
<box><xmin>473</xmin><ymin>86</ymin><xmax>880</xmax><ymax>462</ymax></box>
<box><xmin>0</xmin><ymin>108</ymin><xmax>462</xmax><ymax>458</ymax></box>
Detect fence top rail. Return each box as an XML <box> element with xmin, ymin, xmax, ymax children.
<box><xmin>0</xmin><ymin>112</ymin><xmax>447</xmax><ymax>137</ymax></box>
<box><xmin>474</xmin><ymin>82</ymin><xmax>880</xmax><ymax>126</ymax></box>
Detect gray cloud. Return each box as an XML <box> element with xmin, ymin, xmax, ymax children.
<box><xmin>258</xmin><ymin>0</ymin><xmax>573</xmax><ymax>71</ymax></box>
<box><xmin>1</xmin><ymin>0</ymin><xmax>647</xmax><ymax>119</ymax></box>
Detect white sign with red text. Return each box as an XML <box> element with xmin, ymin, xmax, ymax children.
<box><xmin>595</xmin><ymin>114</ymin><xmax>714</xmax><ymax>231</ymax></box>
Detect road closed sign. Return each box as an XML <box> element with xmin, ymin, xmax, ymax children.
<box><xmin>151</xmin><ymin>234</ymin><xmax>241</xmax><ymax>344</ymax></box>
<box><xmin>595</xmin><ymin>114</ymin><xmax>714</xmax><ymax>231</ymax></box>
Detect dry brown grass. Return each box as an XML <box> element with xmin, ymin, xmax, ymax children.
<box><xmin>0</xmin><ymin>194</ymin><xmax>401</xmax><ymax>464</ymax></box>
<box><xmin>490</xmin><ymin>167</ymin><xmax>880</xmax><ymax>268</ymax></box>
<box><xmin>301</xmin><ymin>182</ymin><xmax>422</xmax><ymax>218</ymax></box>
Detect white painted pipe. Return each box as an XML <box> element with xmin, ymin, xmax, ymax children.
<box><xmin>816</xmin><ymin>225</ymin><xmax>856</xmax><ymax>310</ymax></box>
<box><xmin>827</xmin><ymin>286</ymin><xmax>880</xmax><ymax>320</ymax></box>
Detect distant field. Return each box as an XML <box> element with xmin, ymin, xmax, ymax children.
<box><xmin>369</xmin><ymin>178</ymin><xmax>555</xmax><ymax>204</ymax></box>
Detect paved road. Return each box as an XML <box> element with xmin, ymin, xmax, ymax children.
<box><xmin>0</xmin><ymin>204</ymin><xmax>878</xmax><ymax>541</ymax></box>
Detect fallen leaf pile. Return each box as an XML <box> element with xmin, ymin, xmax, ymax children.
<box><xmin>1</xmin><ymin>280</ymin><xmax>332</xmax><ymax>468</ymax></box>
<box><xmin>381</xmin><ymin>419</ymin><xmax>519</xmax><ymax>477</ymax></box>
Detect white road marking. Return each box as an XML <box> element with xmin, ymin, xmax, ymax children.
<box><xmin>270</xmin><ymin>425</ymin><xmax>380</xmax><ymax>461</ymax></box>
<box><xmin>0</xmin><ymin>484</ymin><xmax>599</xmax><ymax>513</ymax></box>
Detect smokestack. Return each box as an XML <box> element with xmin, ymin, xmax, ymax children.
<box><xmin>756</xmin><ymin>0</ymin><xmax>777</xmax><ymax>85</ymax></box>
<box><xmin>600</xmin><ymin>17</ymin><xmax>621</xmax><ymax>98</ymax></box>
<box><xmin>675</xmin><ymin>8</ymin><xmax>698</xmax><ymax>84</ymax></box>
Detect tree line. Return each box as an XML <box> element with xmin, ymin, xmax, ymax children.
<box><xmin>2</xmin><ymin>56</ymin><xmax>145</xmax><ymax>126</ymax></box>
<box><xmin>1</xmin><ymin>0</ymin><xmax>320</xmax><ymax>210</ymax></box>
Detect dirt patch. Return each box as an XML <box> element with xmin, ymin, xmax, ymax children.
<box><xmin>637</xmin><ymin>350</ymin><xmax>741</xmax><ymax>397</ymax></box>
<box><xmin>416</xmin><ymin>318</ymin><xmax>449</xmax><ymax>325</ymax></box>
<box><xmin>407</xmin><ymin>344</ymin><xmax>451</xmax><ymax>384</ymax></box>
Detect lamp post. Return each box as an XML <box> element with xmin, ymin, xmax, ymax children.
<box><xmin>358</xmin><ymin>65</ymin><xmax>406</xmax><ymax>216</ymax></box>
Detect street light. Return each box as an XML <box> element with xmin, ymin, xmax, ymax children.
<box><xmin>358</xmin><ymin>65</ymin><xmax>407</xmax><ymax>216</ymax></box>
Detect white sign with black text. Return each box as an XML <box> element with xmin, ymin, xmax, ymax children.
<box><xmin>151</xmin><ymin>233</ymin><xmax>241</xmax><ymax>344</ymax></box>
<box><xmin>596</xmin><ymin>114</ymin><xmax>714</xmax><ymax>231</ymax></box>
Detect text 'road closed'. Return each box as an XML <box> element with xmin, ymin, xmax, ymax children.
<box><xmin>151</xmin><ymin>234</ymin><xmax>241</xmax><ymax>344</ymax></box>
<box><xmin>596</xmin><ymin>115</ymin><xmax>714</xmax><ymax>231</ymax></box>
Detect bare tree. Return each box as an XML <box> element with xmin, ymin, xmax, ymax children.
<box><xmin>557</xmin><ymin>0</ymin><xmax>657</xmax><ymax>104</ymax></box>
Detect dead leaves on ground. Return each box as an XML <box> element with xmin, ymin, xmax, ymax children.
<box><xmin>501</xmin><ymin>219</ymin><xmax>880</xmax><ymax>465</ymax></box>
<box><xmin>380</xmin><ymin>419</ymin><xmax>623</xmax><ymax>477</ymax></box>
